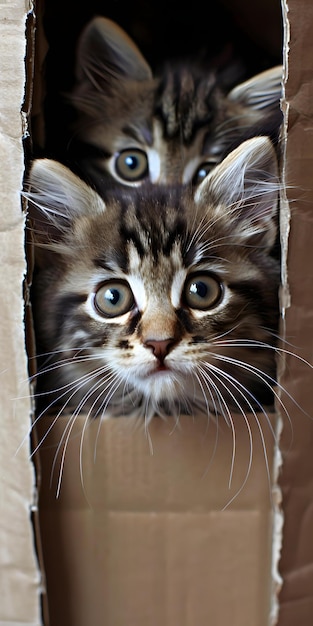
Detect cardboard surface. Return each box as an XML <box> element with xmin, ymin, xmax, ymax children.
<box><xmin>0</xmin><ymin>1</ymin><xmax>41</xmax><ymax>624</ymax></box>
<box><xmin>37</xmin><ymin>414</ymin><xmax>276</xmax><ymax>626</ymax></box>
<box><xmin>277</xmin><ymin>0</ymin><xmax>313</xmax><ymax>623</ymax></box>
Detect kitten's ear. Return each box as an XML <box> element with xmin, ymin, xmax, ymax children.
<box><xmin>195</xmin><ymin>136</ymin><xmax>280</xmax><ymax>248</ymax></box>
<box><xmin>76</xmin><ymin>17</ymin><xmax>152</xmax><ymax>87</ymax></box>
<box><xmin>227</xmin><ymin>65</ymin><xmax>283</xmax><ymax>112</ymax></box>
<box><xmin>25</xmin><ymin>159</ymin><xmax>105</xmax><ymax>237</ymax></box>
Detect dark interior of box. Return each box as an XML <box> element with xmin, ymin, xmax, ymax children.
<box><xmin>30</xmin><ymin>1</ymin><xmax>283</xmax><ymax>624</ymax></box>
<box><xmin>31</xmin><ymin>0</ymin><xmax>283</xmax><ymax>164</ymax></box>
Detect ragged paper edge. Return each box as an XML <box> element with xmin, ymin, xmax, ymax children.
<box><xmin>269</xmin><ymin>1</ymin><xmax>291</xmax><ymax>624</ymax></box>
<box><xmin>23</xmin><ymin>2</ymin><xmax>49</xmax><ymax>624</ymax></box>
<box><xmin>0</xmin><ymin>0</ymin><xmax>43</xmax><ymax>623</ymax></box>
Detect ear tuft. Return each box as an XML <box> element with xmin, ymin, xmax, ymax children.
<box><xmin>228</xmin><ymin>65</ymin><xmax>283</xmax><ymax>112</ymax></box>
<box><xmin>25</xmin><ymin>159</ymin><xmax>105</xmax><ymax>233</ymax></box>
<box><xmin>195</xmin><ymin>136</ymin><xmax>280</xmax><ymax>248</ymax></box>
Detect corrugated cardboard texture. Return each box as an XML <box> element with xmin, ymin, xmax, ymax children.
<box><xmin>277</xmin><ymin>0</ymin><xmax>313</xmax><ymax>623</ymax></box>
<box><xmin>37</xmin><ymin>412</ymin><xmax>277</xmax><ymax>626</ymax></box>
<box><xmin>0</xmin><ymin>0</ymin><xmax>41</xmax><ymax>624</ymax></box>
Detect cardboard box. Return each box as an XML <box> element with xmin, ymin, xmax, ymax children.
<box><xmin>2</xmin><ymin>0</ymin><xmax>313</xmax><ymax>625</ymax></box>
<box><xmin>276</xmin><ymin>1</ymin><xmax>313</xmax><ymax>623</ymax></box>
<box><xmin>0</xmin><ymin>1</ymin><xmax>41</xmax><ymax>624</ymax></box>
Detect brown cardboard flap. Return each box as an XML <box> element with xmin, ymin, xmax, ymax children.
<box><xmin>0</xmin><ymin>1</ymin><xmax>41</xmax><ymax>623</ymax></box>
<box><xmin>37</xmin><ymin>413</ymin><xmax>276</xmax><ymax>626</ymax></box>
<box><xmin>277</xmin><ymin>0</ymin><xmax>313</xmax><ymax>624</ymax></box>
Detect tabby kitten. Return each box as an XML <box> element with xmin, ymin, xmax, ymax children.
<box><xmin>27</xmin><ymin>136</ymin><xmax>280</xmax><ymax>422</ymax></box>
<box><xmin>68</xmin><ymin>16</ymin><xmax>283</xmax><ymax>195</ymax></box>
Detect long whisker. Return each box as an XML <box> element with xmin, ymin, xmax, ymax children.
<box><xmin>31</xmin><ymin>350</ymin><xmax>112</xmax><ymax>385</ymax></box>
<box><xmin>199</xmin><ymin>361</ymin><xmax>274</xmax><ymax>509</ymax></box>
<box><xmin>196</xmin><ymin>364</ymin><xmax>239</xmax><ymax>486</ymax></box>
<box><xmin>93</xmin><ymin>372</ymin><xmax>126</xmax><ymax>460</ymax></box>
<box><xmin>209</xmin><ymin>348</ymin><xmax>303</xmax><ymax>431</ymax></box>
<box><xmin>52</xmin><ymin>369</ymin><xmax>123</xmax><ymax>496</ymax></box>
<box><xmin>194</xmin><ymin>369</ymin><xmax>220</xmax><ymax>474</ymax></box>
<box><xmin>215</xmin><ymin>337</ymin><xmax>313</xmax><ymax>374</ymax></box>
<box><xmin>27</xmin><ymin>361</ymin><xmax>115</xmax><ymax>460</ymax></box>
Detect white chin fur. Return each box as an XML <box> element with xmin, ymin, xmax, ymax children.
<box><xmin>128</xmin><ymin>369</ymin><xmax>184</xmax><ymax>403</ymax></box>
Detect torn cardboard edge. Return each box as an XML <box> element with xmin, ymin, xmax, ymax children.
<box><xmin>275</xmin><ymin>0</ymin><xmax>313</xmax><ymax>620</ymax></box>
<box><xmin>268</xmin><ymin>0</ymin><xmax>292</xmax><ymax>624</ymax></box>
<box><xmin>0</xmin><ymin>0</ymin><xmax>42</xmax><ymax>624</ymax></box>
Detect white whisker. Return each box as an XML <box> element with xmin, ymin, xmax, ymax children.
<box><xmin>198</xmin><ymin>363</ymin><xmax>253</xmax><ymax>493</ymax></box>
<box><xmin>93</xmin><ymin>372</ymin><xmax>125</xmax><ymax>459</ymax></box>
<box><xmin>208</xmin><ymin>347</ymin><xmax>302</xmax><ymax>431</ymax></box>
<box><xmin>199</xmin><ymin>361</ymin><xmax>274</xmax><ymax>509</ymax></box>
<box><xmin>51</xmin><ymin>369</ymin><xmax>122</xmax><ymax>496</ymax></box>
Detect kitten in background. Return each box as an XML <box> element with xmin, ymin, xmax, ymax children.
<box><xmin>68</xmin><ymin>16</ymin><xmax>283</xmax><ymax>195</ymax></box>
<box><xmin>27</xmin><ymin>136</ymin><xmax>281</xmax><ymax>424</ymax></box>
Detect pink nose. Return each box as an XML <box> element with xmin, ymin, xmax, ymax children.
<box><xmin>145</xmin><ymin>339</ymin><xmax>175</xmax><ymax>363</ymax></box>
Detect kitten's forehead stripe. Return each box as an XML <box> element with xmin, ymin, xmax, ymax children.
<box><xmin>94</xmin><ymin>250</ymin><xmax>128</xmax><ymax>274</ymax></box>
<box><xmin>93</xmin><ymin>258</ymin><xmax>115</xmax><ymax>271</ymax></box>
<box><xmin>155</xmin><ymin>67</ymin><xmax>218</xmax><ymax>143</ymax></box>
<box><xmin>116</xmin><ymin>191</ymin><xmax>190</xmax><ymax>263</ymax></box>
<box><xmin>148</xmin><ymin>220</ymin><xmax>186</xmax><ymax>261</ymax></box>
<box><xmin>119</xmin><ymin>223</ymin><xmax>146</xmax><ymax>259</ymax></box>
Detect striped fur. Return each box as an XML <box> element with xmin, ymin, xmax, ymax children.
<box><xmin>27</xmin><ymin>137</ymin><xmax>280</xmax><ymax>422</ymax></box>
<box><xmin>68</xmin><ymin>16</ymin><xmax>283</xmax><ymax>195</ymax></box>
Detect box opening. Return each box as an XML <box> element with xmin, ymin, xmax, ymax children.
<box><xmin>27</xmin><ymin>2</ymin><xmax>285</xmax><ymax>625</ymax></box>
<box><xmin>31</xmin><ymin>0</ymin><xmax>283</xmax><ymax>163</ymax></box>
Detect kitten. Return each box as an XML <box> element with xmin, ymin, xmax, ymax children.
<box><xmin>68</xmin><ymin>16</ymin><xmax>283</xmax><ymax>195</ymax></box>
<box><xmin>27</xmin><ymin>136</ymin><xmax>280</xmax><ymax>423</ymax></box>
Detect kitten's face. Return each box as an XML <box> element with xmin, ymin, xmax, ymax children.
<box><xmin>28</xmin><ymin>137</ymin><xmax>280</xmax><ymax>422</ymax></box>
<box><xmin>69</xmin><ymin>17</ymin><xmax>283</xmax><ymax>195</ymax></box>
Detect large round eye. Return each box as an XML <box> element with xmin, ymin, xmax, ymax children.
<box><xmin>115</xmin><ymin>149</ymin><xmax>149</xmax><ymax>181</ymax></box>
<box><xmin>184</xmin><ymin>273</ymin><xmax>222</xmax><ymax>310</ymax></box>
<box><xmin>193</xmin><ymin>161</ymin><xmax>217</xmax><ymax>185</ymax></box>
<box><xmin>94</xmin><ymin>281</ymin><xmax>135</xmax><ymax>318</ymax></box>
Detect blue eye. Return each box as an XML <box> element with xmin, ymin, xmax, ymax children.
<box><xmin>184</xmin><ymin>273</ymin><xmax>222</xmax><ymax>310</ymax></box>
<box><xmin>94</xmin><ymin>281</ymin><xmax>135</xmax><ymax>318</ymax></box>
<box><xmin>115</xmin><ymin>149</ymin><xmax>148</xmax><ymax>181</ymax></box>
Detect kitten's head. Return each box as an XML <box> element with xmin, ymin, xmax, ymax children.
<box><xmin>27</xmin><ymin>136</ymin><xmax>280</xmax><ymax>421</ymax></box>
<box><xmin>69</xmin><ymin>16</ymin><xmax>283</xmax><ymax>195</ymax></box>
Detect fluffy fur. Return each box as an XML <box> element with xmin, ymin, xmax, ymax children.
<box><xmin>68</xmin><ymin>16</ymin><xmax>283</xmax><ymax>194</ymax></box>
<box><xmin>27</xmin><ymin>137</ymin><xmax>280</xmax><ymax>424</ymax></box>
